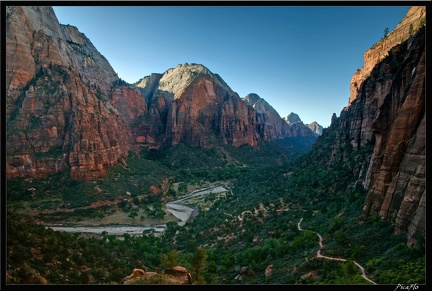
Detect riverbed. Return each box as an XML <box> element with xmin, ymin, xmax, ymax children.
<box><xmin>47</xmin><ymin>183</ymin><xmax>230</xmax><ymax>236</ymax></box>
<box><xmin>48</xmin><ymin>225</ymin><xmax>167</xmax><ymax>236</ymax></box>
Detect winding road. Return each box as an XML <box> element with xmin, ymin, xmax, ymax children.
<box><xmin>297</xmin><ymin>218</ymin><xmax>377</xmax><ymax>284</ymax></box>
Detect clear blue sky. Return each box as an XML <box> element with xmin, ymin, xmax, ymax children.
<box><xmin>53</xmin><ymin>4</ymin><xmax>410</xmax><ymax>128</ymax></box>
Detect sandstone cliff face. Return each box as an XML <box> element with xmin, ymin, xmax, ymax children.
<box><xmin>283</xmin><ymin>112</ymin><xmax>301</xmax><ymax>124</ymax></box>
<box><xmin>6</xmin><ymin>6</ymin><xmax>131</xmax><ymax>180</ymax></box>
<box><xmin>6</xmin><ymin>6</ymin><xmax>317</xmax><ymax>181</ymax></box>
<box><xmin>283</xmin><ymin>112</ymin><xmax>317</xmax><ymax>137</ymax></box>
<box><xmin>307</xmin><ymin>121</ymin><xmax>323</xmax><ymax>136</ymax></box>
<box><xmin>362</xmin><ymin>27</ymin><xmax>425</xmax><ymax>242</ymax></box>
<box><xmin>244</xmin><ymin>94</ymin><xmax>315</xmax><ymax>140</ymax></box>
<box><xmin>152</xmin><ymin>65</ymin><xmax>263</xmax><ymax>147</ymax></box>
<box><xmin>349</xmin><ymin>6</ymin><xmax>426</xmax><ymax>105</ymax></box>
<box><xmin>168</xmin><ymin>76</ymin><xmax>244</xmax><ymax>147</ymax></box>
<box><xmin>134</xmin><ymin>73</ymin><xmax>163</xmax><ymax>103</ymax></box>
<box><xmin>321</xmin><ymin>23</ymin><xmax>425</xmax><ymax>242</ymax></box>
<box><xmin>136</xmin><ymin>64</ymin><xmax>315</xmax><ymax>148</ymax></box>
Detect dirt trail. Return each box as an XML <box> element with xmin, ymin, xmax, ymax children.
<box><xmin>297</xmin><ymin>218</ymin><xmax>377</xmax><ymax>284</ymax></box>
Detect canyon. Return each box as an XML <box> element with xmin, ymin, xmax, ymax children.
<box><xmin>5</xmin><ymin>5</ymin><xmax>426</xmax><ymax>244</ymax></box>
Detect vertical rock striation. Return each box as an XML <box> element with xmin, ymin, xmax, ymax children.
<box><xmin>349</xmin><ymin>6</ymin><xmax>426</xmax><ymax>105</ymax></box>
<box><xmin>136</xmin><ymin>64</ymin><xmax>316</xmax><ymax>148</ymax></box>
<box><xmin>5</xmin><ymin>6</ymin><xmax>131</xmax><ymax>180</ymax></box>
<box><xmin>307</xmin><ymin>121</ymin><xmax>323</xmax><ymax>136</ymax></box>
<box><xmin>244</xmin><ymin>94</ymin><xmax>315</xmax><ymax>140</ymax></box>
<box><xmin>361</xmin><ymin>27</ymin><xmax>425</xmax><ymax>242</ymax></box>
<box><xmin>318</xmin><ymin>7</ymin><xmax>425</xmax><ymax>242</ymax></box>
<box><xmin>6</xmin><ymin>6</ymin><xmax>317</xmax><ymax>181</ymax></box>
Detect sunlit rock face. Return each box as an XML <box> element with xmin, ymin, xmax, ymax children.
<box><xmin>349</xmin><ymin>6</ymin><xmax>426</xmax><ymax>105</ymax></box>
<box><xmin>283</xmin><ymin>112</ymin><xmax>301</xmax><ymax>125</ymax></box>
<box><xmin>137</xmin><ymin>64</ymin><xmax>262</xmax><ymax>148</ymax></box>
<box><xmin>5</xmin><ymin>5</ymin><xmax>316</xmax><ymax>181</ymax></box>
<box><xmin>282</xmin><ymin>112</ymin><xmax>316</xmax><ymax>137</ymax></box>
<box><xmin>322</xmin><ymin>17</ymin><xmax>425</xmax><ymax>242</ymax></box>
<box><xmin>307</xmin><ymin>121</ymin><xmax>323</xmax><ymax>136</ymax></box>
<box><xmin>5</xmin><ymin>6</ymin><xmax>130</xmax><ymax>180</ymax></box>
<box><xmin>136</xmin><ymin>64</ymin><xmax>315</xmax><ymax>148</ymax></box>
<box><xmin>244</xmin><ymin>95</ymin><xmax>315</xmax><ymax>140</ymax></box>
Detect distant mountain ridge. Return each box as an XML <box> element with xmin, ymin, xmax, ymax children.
<box><xmin>5</xmin><ymin>6</ymin><xmax>315</xmax><ymax>180</ymax></box>
<box><xmin>306</xmin><ymin>121</ymin><xmax>323</xmax><ymax>136</ymax></box>
<box><xmin>4</xmin><ymin>4</ymin><xmax>425</xmax><ymax>252</ymax></box>
<box><xmin>283</xmin><ymin>113</ymin><xmax>323</xmax><ymax>136</ymax></box>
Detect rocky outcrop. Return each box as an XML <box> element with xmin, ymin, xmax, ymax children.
<box><xmin>122</xmin><ymin>266</ymin><xmax>192</xmax><ymax>285</ymax></box>
<box><xmin>244</xmin><ymin>94</ymin><xmax>314</xmax><ymax>140</ymax></box>
<box><xmin>134</xmin><ymin>73</ymin><xmax>163</xmax><ymax>103</ymax></box>
<box><xmin>283</xmin><ymin>112</ymin><xmax>301</xmax><ymax>125</ymax></box>
<box><xmin>349</xmin><ymin>6</ymin><xmax>426</xmax><ymax>105</ymax></box>
<box><xmin>5</xmin><ymin>6</ymin><xmax>130</xmax><ymax>180</ymax></box>
<box><xmin>5</xmin><ymin>6</ymin><xmax>317</xmax><ymax>181</ymax></box>
<box><xmin>137</xmin><ymin>64</ymin><xmax>316</xmax><ymax>148</ymax></box>
<box><xmin>319</xmin><ymin>14</ymin><xmax>425</xmax><ymax>242</ymax></box>
<box><xmin>361</xmin><ymin>26</ymin><xmax>425</xmax><ymax>242</ymax></box>
<box><xmin>135</xmin><ymin>64</ymin><xmax>261</xmax><ymax>148</ymax></box>
<box><xmin>234</xmin><ymin>266</ymin><xmax>255</xmax><ymax>281</ymax></box>
<box><xmin>307</xmin><ymin>121</ymin><xmax>323</xmax><ymax>136</ymax></box>
<box><xmin>283</xmin><ymin>112</ymin><xmax>316</xmax><ymax>137</ymax></box>
<box><xmin>167</xmin><ymin>72</ymin><xmax>261</xmax><ymax>147</ymax></box>
<box><xmin>264</xmin><ymin>264</ymin><xmax>273</xmax><ymax>277</ymax></box>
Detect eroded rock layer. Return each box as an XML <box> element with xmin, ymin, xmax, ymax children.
<box><xmin>6</xmin><ymin>6</ymin><xmax>315</xmax><ymax>180</ymax></box>
<box><xmin>6</xmin><ymin>6</ymin><xmax>130</xmax><ymax>180</ymax></box>
<box><xmin>321</xmin><ymin>23</ymin><xmax>425</xmax><ymax>241</ymax></box>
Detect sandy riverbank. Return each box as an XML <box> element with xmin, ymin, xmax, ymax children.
<box><xmin>47</xmin><ymin>183</ymin><xmax>230</xmax><ymax>236</ymax></box>
<box><xmin>48</xmin><ymin>225</ymin><xmax>166</xmax><ymax>236</ymax></box>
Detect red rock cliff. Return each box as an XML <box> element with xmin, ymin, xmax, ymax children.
<box><xmin>5</xmin><ymin>6</ymin><xmax>131</xmax><ymax>180</ymax></box>
<box><xmin>6</xmin><ymin>6</ymin><xmax>317</xmax><ymax>181</ymax></box>
<box><xmin>349</xmin><ymin>6</ymin><xmax>426</xmax><ymax>105</ymax></box>
<box><xmin>322</xmin><ymin>15</ymin><xmax>425</xmax><ymax>242</ymax></box>
<box><xmin>136</xmin><ymin>63</ymin><xmax>314</xmax><ymax>148</ymax></box>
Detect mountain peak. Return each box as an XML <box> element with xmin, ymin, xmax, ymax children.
<box><xmin>243</xmin><ymin>93</ymin><xmax>282</xmax><ymax>121</ymax></box>
<box><xmin>138</xmin><ymin>63</ymin><xmax>232</xmax><ymax>102</ymax></box>
<box><xmin>243</xmin><ymin>93</ymin><xmax>262</xmax><ymax>106</ymax></box>
<box><xmin>166</xmin><ymin>63</ymin><xmax>212</xmax><ymax>76</ymax></box>
<box><xmin>284</xmin><ymin>112</ymin><xmax>302</xmax><ymax>125</ymax></box>
<box><xmin>307</xmin><ymin>121</ymin><xmax>323</xmax><ymax>136</ymax></box>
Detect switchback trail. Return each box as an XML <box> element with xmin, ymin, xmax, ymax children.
<box><xmin>297</xmin><ymin>218</ymin><xmax>377</xmax><ymax>284</ymax></box>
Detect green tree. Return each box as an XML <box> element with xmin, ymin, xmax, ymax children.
<box><xmin>190</xmin><ymin>247</ymin><xmax>207</xmax><ymax>284</ymax></box>
<box><xmin>334</xmin><ymin>229</ymin><xmax>348</xmax><ymax>246</ymax></box>
<box><xmin>128</xmin><ymin>209</ymin><xmax>138</xmax><ymax>221</ymax></box>
<box><xmin>342</xmin><ymin>260</ymin><xmax>357</xmax><ymax>276</ymax></box>
<box><xmin>166</xmin><ymin>188</ymin><xmax>176</xmax><ymax>197</ymax></box>
<box><xmin>383</xmin><ymin>27</ymin><xmax>389</xmax><ymax>38</ymax></box>
<box><xmin>160</xmin><ymin>249</ymin><xmax>180</xmax><ymax>269</ymax></box>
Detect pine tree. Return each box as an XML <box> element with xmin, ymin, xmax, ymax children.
<box><xmin>190</xmin><ymin>247</ymin><xmax>207</xmax><ymax>284</ymax></box>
